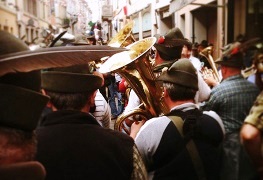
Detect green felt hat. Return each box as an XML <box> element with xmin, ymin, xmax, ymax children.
<box><xmin>215</xmin><ymin>42</ymin><xmax>244</xmax><ymax>68</ymax></box>
<box><xmin>0</xmin><ymin>84</ymin><xmax>49</xmax><ymax>131</ymax></box>
<box><xmin>41</xmin><ymin>64</ymin><xmax>103</xmax><ymax>93</ymax></box>
<box><xmin>0</xmin><ymin>30</ymin><xmax>49</xmax><ymax>131</ymax></box>
<box><xmin>157</xmin><ymin>58</ymin><xmax>198</xmax><ymax>90</ymax></box>
<box><xmin>154</xmin><ymin>27</ymin><xmax>189</xmax><ymax>61</ymax></box>
<box><xmin>153</xmin><ymin>61</ymin><xmax>174</xmax><ymax>72</ymax></box>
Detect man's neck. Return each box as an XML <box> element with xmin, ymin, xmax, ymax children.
<box><xmin>222</xmin><ymin>66</ymin><xmax>241</xmax><ymax>80</ymax></box>
<box><xmin>223</xmin><ymin>71</ymin><xmax>240</xmax><ymax>79</ymax></box>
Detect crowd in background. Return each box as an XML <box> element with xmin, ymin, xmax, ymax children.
<box><xmin>0</xmin><ymin>25</ymin><xmax>262</xmax><ymax>180</ymax></box>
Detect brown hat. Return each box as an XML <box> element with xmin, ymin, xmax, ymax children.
<box><xmin>157</xmin><ymin>58</ymin><xmax>198</xmax><ymax>90</ymax></box>
<box><xmin>0</xmin><ymin>30</ymin><xmax>49</xmax><ymax>131</ymax></box>
<box><xmin>215</xmin><ymin>42</ymin><xmax>244</xmax><ymax>68</ymax></box>
<box><xmin>41</xmin><ymin>64</ymin><xmax>103</xmax><ymax>93</ymax></box>
<box><xmin>198</xmin><ymin>40</ymin><xmax>208</xmax><ymax>48</ymax></box>
<box><xmin>154</xmin><ymin>27</ymin><xmax>189</xmax><ymax>61</ymax></box>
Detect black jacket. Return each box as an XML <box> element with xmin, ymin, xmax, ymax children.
<box><xmin>36</xmin><ymin>110</ymin><xmax>134</xmax><ymax>180</ymax></box>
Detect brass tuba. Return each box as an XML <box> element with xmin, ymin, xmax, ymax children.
<box><xmin>108</xmin><ymin>21</ymin><xmax>136</xmax><ymax>48</ymax></box>
<box><xmin>200</xmin><ymin>46</ymin><xmax>221</xmax><ymax>82</ymax></box>
<box><xmin>92</xmin><ymin>21</ymin><xmax>136</xmax><ymax>69</ymax></box>
<box><xmin>100</xmin><ymin>37</ymin><xmax>169</xmax><ymax>133</ymax></box>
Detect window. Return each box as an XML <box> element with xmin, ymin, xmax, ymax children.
<box><xmin>24</xmin><ymin>0</ymin><xmax>37</xmax><ymax>16</ymax></box>
<box><xmin>142</xmin><ymin>12</ymin><xmax>151</xmax><ymax>31</ymax></box>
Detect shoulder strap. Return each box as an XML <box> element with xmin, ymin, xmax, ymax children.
<box><xmin>168</xmin><ymin>115</ymin><xmax>206</xmax><ymax>180</ymax></box>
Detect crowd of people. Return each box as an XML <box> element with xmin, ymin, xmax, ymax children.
<box><xmin>0</xmin><ymin>25</ymin><xmax>262</xmax><ymax>180</ymax></box>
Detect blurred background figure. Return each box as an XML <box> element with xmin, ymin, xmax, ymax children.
<box><xmin>108</xmin><ymin>73</ymin><xmax>123</xmax><ymax>119</ymax></box>
<box><xmin>240</xmin><ymin>47</ymin><xmax>263</xmax><ymax>179</ymax></box>
<box><xmin>201</xmin><ymin>41</ymin><xmax>260</xmax><ymax>180</ymax></box>
<box><xmin>198</xmin><ymin>40</ymin><xmax>213</xmax><ymax>69</ymax></box>
<box><xmin>192</xmin><ymin>42</ymin><xmax>199</xmax><ymax>58</ymax></box>
<box><xmin>181</xmin><ymin>39</ymin><xmax>202</xmax><ymax>71</ymax></box>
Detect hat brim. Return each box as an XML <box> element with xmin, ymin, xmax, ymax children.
<box><xmin>157</xmin><ymin>70</ymin><xmax>198</xmax><ymax>90</ymax></box>
<box><xmin>0</xmin><ymin>45</ymin><xmax>127</xmax><ymax>77</ymax></box>
<box><xmin>156</xmin><ymin>59</ymin><xmax>198</xmax><ymax>90</ymax></box>
<box><xmin>154</xmin><ymin>44</ymin><xmax>183</xmax><ymax>60</ymax></box>
<box><xmin>72</xmin><ymin>42</ymin><xmax>90</xmax><ymax>45</ymax></box>
<box><xmin>41</xmin><ymin>72</ymin><xmax>102</xmax><ymax>93</ymax></box>
<box><xmin>215</xmin><ymin>53</ymin><xmax>244</xmax><ymax>68</ymax></box>
<box><xmin>0</xmin><ymin>83</ymin><xmax>49</xmax><ymax>131</ymax></box>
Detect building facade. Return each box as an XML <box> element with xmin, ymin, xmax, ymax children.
<box><xmin>108</xmin><ymin>0</ymin><xmax>263</xmax><ymax>59</ymax></box>
<box><xmin>0</xmin><ymin>0</ymin><xmax>93</xmax><ymax>46</ymax></box>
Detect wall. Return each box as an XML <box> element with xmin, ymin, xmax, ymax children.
<box><xmin>0</xmin><ymin>8</ymin><xmax>17</xmax><ymax>35</ymax></box>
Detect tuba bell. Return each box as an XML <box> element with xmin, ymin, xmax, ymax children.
<box><xmin>200</xmin><ymin>46</ymin><xmax>221</xmax><ymax>82</ymax></box>
<box><xmin>108</xmin><ymin>21</ymin><xmax>136</xmax><ymax>48</ymax></box>
<box><xmin>89</xmin><ymin>21</ymin><xmax>135</xmax><ymax>70</ymax></box>
<box><xmin>100</xmin><ymin>37</ymin><xmax>169</xmax><ymax>133</ymax></box>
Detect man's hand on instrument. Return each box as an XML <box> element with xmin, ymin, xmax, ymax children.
<box><xmin>130</xmin><ymin>120</ymin><xmax>146</xmax><ymax>139</ymax></box>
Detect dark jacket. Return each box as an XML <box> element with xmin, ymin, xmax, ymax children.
<box><xmin>152</xmin><ymin>109</ymin><xmax>223</xmax><ymax>180</ymax></box>
<box><xmin>36</xmin><ymin>110</ymin><xmax>134</xmax><ymax>180</ymax></box>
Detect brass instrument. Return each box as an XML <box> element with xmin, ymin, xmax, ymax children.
<box><xmin>100</xmin><ymin>37</ymin><xmax>169</xmax><ymax>133</ymax></box>
<box><xmin>90</xmin><ymin>21</ymin><xmax>136</xmax><ymax>70</ymax></box>
<box><xmin>241</xmin><ymin>65</ymin><xmax>257</xmax><ymax>78</ymax></box>
<box><xmin>200</xmin><ymin>46</ymin><xmax>221</xmax><ymax>82</ymax></box>
<box><xmin>108</xmin><ymin>21</ymin><xmax>136</xmax><ymax>48</ymax></box>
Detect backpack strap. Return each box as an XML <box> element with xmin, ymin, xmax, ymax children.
<box><xmin>168</xmin><ymin>115</ymin><xmax>207</xmax><ymax>180</ymax></box>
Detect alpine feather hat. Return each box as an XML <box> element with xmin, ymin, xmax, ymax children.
<box><xmin>154</xmin><ymin>27</ymin><xmax>190</xmax><ymax>61</ymax></box>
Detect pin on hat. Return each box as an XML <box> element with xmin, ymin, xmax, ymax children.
<box><xmin>157</xmin><ymin>58</ymin><xmax>198</xmax><ymax>90</ymax></box>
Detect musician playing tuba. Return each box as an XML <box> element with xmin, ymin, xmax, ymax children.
<box><xmin>153</xmin><ymin>28</ymin><xmax>211</xmax><ymax>104</ymax></box>
<box><xmin>108</xmin><ymin>27</ymin><xmax>211</xmax><ymax>133</ymax></box>
<box><xmin>130</xmin><ymin>59</ymin><xmax>225</xmax><ymax>179</ymax></box>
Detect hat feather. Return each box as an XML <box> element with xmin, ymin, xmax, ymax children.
<box><xmin>239</xmin><ymin>37</ymin><xmax>262</xmax><ymax>52</ymax></box>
